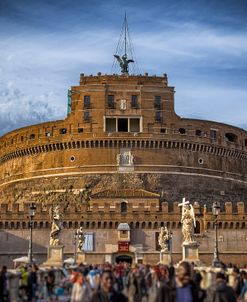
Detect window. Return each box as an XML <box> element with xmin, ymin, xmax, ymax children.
<box><xmin>154</xmin><ymin>96</ymin><xmax>161</xmax><ymax>109</ymax></box>
<box><xmin>210</xmin><ymin>129</ymin><xmax>217</xmax><ymax>140</ymax></box>
<box><xmin>179</xmin><ymin>128</ymin><xmax>186</xmax><ymax>134</ymax></box>
<box><xmin>82</xmin><ymin>233</ymin><xmax>94</xmax><ymax>251</ymax></box>
<box><xmin>107</xmin><ymin>95</ymin><xmax>115</xmax><ymax>108</ymax></box>
<box><xmin>225</xmin><ymin>132</ymin><xmax>237</xmax><ymax>143</ymax></box>
<box><xmin>118</xmin><ymin>118</ymin><xmax>128</xmax><ymax>132</ymax></box>
<box><xmin>120</xmin><ymin>202</ymin><xmax>127</xmax><ymax>213</ymax></box>
<box><xmin>195</xmin><ymin>129</ymin><xmax>202</xmax><ymax>136</ymax></box>
<box><xmin>29</xmin><ymin>134</ymin><xmax>35</xmax><ymax>140</ymax></box>
<box><xmin>84</xmin><ymin>95</ymin><xmax>90</xmax><ymax>108</ymax></box>
<box><xmin>130</xmin><ymin>118</ymin><xmax>140</xmax><ymax>132</ymax></box>
<box><xmin>78</xmin><ymin>128</ymin><xmax>83</xmax><ymax>133</ymax></box>
<box><xmin>160</xmin><ymin>128</ymin><xmax>167</xmax><ymax>133</ymax></box>
<box><xmin>45</xmin><ymin>132</ymin><xmax>51</xmax><ymax>137</ymax></box>
<box><xmin>155</xmin><ymin>111</ymin><xmax>161</xmax><ymax>122</ymax></box>
<box><xmin>106</xmin><ymin>118</ymin><xmax>116</xmax><ymax>132</ymax></box>
<box><xmin>131</xmin><ymin>95</ymin><xmax>138</xmax><ymax>108</ymax></box>
<box><xmin>84</xmin><ymin>111</ymin><xmax>90</xmax><ymax>122</ymax></box>
<box><xmin>59</xmin><ymin>128</ymin><xmax>67</xmax><ymax>135</ymax></box>
<box><xmin>245</xmin><ymin>139</ymin><xmax>247</xmax><ymax>147</ymax></box>
<box><xmin>194</xmin><ymin>221</ymin><xmax>200</xmax><ymax>234</ymax></box>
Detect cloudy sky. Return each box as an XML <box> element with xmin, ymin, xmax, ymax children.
<box><xmin>0</xmin><ymin>0</ymin><xmax>247</xmax><ymax>136</ymax></box>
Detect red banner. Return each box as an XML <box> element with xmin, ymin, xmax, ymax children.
<box><xmin>118</xmin><ymin>242</ymin><xmax>129</xmax><ymax>252</ymax></box>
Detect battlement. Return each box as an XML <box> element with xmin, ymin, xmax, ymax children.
<box><xmin>0</xmin><ymin>202</ymin><xmax>246</xmax><ymax>231</ymax></box>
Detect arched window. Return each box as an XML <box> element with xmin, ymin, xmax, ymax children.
<box><xmin>120</xmin><ymin>202</ymin><xmax>127</xmax><ymax>213</ymax></box>
<box><xmin>225</xmin><ymin>133</ymin><xmax>238</xmax><ymax>143</ymax></box>
<box><xmin>194</xmin><ymin>220</ymin><xmax>201</xmax><ymax>234</ymax></box>
<box><xmin>179</xmin><ymin>128</ymin><xmax>186</xmax><ymax>134</ymax></box>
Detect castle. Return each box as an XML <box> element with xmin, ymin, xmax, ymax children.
<box><xmin>1</xmin><ymin>6</ymin><xmax>247</xmax><ymax>264</ymax></box>
<box><xmin>0</xmin><ymin>70</ymin><xmax>246</xmax><ymax>266</ymax></box>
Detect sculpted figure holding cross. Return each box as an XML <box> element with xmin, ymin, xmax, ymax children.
<box><xmin>179</xmin><ymin>198</ymin><xmax>196</xmax><ymax>243</ymax></box>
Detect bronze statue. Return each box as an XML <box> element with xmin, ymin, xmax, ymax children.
<box><xmin>49</xmin><ymin>205</ymin><xmax>63</xmax><ymax>246</ymax></box>
<box><xmin>114</xmin><ymin>54</ymin><xmax>134</xmax><ymax>74</ymax></box>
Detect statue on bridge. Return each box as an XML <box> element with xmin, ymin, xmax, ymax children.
<box><xmin>49</xmin><ymin>204</ymin><xmax>63</xmax><ymax>246</ymax></box>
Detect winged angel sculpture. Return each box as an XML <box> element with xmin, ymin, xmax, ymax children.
<box><xmin>114</xmin><ymin>54</ymin><xmax>134</xmax><ymax>74</ymax></box>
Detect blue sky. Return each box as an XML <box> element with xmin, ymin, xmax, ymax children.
<box><xmin>0</xmin><ymin>0</ymin><xmax>247</xmax><ymax>135</ymax></box>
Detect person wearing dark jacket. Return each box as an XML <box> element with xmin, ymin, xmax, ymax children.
<box><xmin>205</xmin><ymin>272</ymin><xmax>236</xmax><ymax>302</ymax></box>
<box><xmin>91</xmin><ymin>270</ymin><xmax>127</xmax><ymax>302</ymax></box>
<box><xmin>0</xmin><ymin>266</ymin><xmax>8</xmax><ymax>302</ymax></box>
<box><xmin>27</xmin><ymin>264</ymin><xmax>38</xmax><ymax>302</ymax></box>
<box><xmin>155</xmin><ymin>261</ymin><xmax>200</xmax><ymax>302</ymax></box>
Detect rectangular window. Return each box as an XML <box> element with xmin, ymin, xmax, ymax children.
<box><xmin>131</xmin><ymin>95</ymin><xmax>138</xmax><ymax>108</ymax></box>
<box><xmin>107</xmin><ymin>95</ymin><xmax>115</xmax><ymax>108</ymax></box>
<box><xmin>84</xmin><ymin>111</ymin><xmax>90</xmax><ymax>122</ymax></box>
<box><xmin>118</xmin><ymin>118</ymin><xmax>128</xmax><ymax>132</ymax></box>
<box><xmin>78</xmin><ymin>128</ymin><xmax>83</xmax><ymax>133</ymax></box>
<box><xmin>105</xmin><ymin>118</ymin><xmax>116</xmax><ymax>132</ymax></box>
<box><xmin>210</xmin><ymin>129</ymin><xmax>217</xmax><ymax>140</ymax></box>
<box><xmin>155</xmin><ymin>111</ymin><xmax>161</xmax><ymax>122</ymax></box>
<box><xmin>130</xmin><ymin>118</ymin><xmax>140</xmax><ymax>132</ymax></box>
<box><xmin>160</xmin><ymin>128</ymin><xmax>167</xmax><ymax>133</ymax></box>
<box><xmin>59</xmin><ymin>128</ymin><xmax>67</xmax><ymax>134</ymax></box>
<box><xmin>155</xmin><ymin>232</ymin><xmax>161</xmax><ymax>251</ymax></box>
<box><xmin>82</xmin><ymin>233</ymin><xmax>94</xmax><ymax>252</ymax></box>
<box><xmin>154</xmin><ymin>96</ymin><xmax>161</xmax><ymax>109</ymax></box>
<box><xmin>84</xmin><ymin>95</ymin><xmax>90</xmax><ymax>108</ymax></box>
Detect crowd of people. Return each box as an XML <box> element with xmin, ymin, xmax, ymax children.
<box><xmin>0</xmin><ymin>261</ymin><xmax>246</xmax><ymax>302</ymax></box>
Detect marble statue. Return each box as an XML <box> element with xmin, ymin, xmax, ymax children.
<box><xmin>179</xmin><ymin>198</ymin><xmax>196</xmax><ymax>243</ymax></box>
<box><xmin>158</xmin><ymin>226</ymin><xmax>170</xmax><ymax>252</ymax></box>
<box><xmin>49</xmin><ymin>205</ymin><xmax>63</xmax><ymax>246</ymax></box>
<box><xmin>77</xmin><ymin>227</ymin><xmax>85</xmax><ymax>252</ymax></box>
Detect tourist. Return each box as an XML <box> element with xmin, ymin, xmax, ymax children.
<box><xmin>193</xmin><ymin>272</ymin><xmax>206</xmax><ymax>302</ymax></box>
<box><xmin>239</xmin><ymin>271</ymin><xmax>247</xmax><ymax>302</ymax></box>
<box><xmin>19</xmin><ymin>266</ymin><xmax>28</xmax><ymax>299</ymax></box>
<box><xmin>71</xmin><ymin>271</ymin><xmax>92</xmax><ymax>302</ymax></box>
<box><xmin>232</xmin><ymin>267</ymin><xmax>241</xmax><ymax>297</ymax></box>
<box><xmin>27</xmin><ymin>264</ymin><xmax>38</xmax><ymax>302</ymax></box>
<box><xmin>175</xmin><ymin>261</ymin><xmax>199</xmax><ymax>302</ymax></box>
<box><xmin>0</xmin><ymin>266</ymin><xmax>8</xmax><ymax>302</ymax></box>
<box><xmin>154</xmin><ymin>261</ymin><xmax>200</xmax><ymax>302</ymax></box>
<box><xmin>90</xmin><ymin>269</ymin><xmax>127</xmax><ymax>302</ymax></box>
<box><xmin>205</xmin><ymin>272</ymin><xmax>236</xmax><ymax>302</ymax></box>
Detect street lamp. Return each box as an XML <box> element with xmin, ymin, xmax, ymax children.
<box><xmin>74</xmin><ymin>229</ymin><xmax>78</xmax><ymax>265</ymax></box>
<box><xmin>212</xmin><ymin>201</ymin><xmax>221</xmax><ymax>267</ymax></box>
<box><xmin>27</xmin><ymin>203</ymin><xmax>36</xmax><ymax>264</ymax></box>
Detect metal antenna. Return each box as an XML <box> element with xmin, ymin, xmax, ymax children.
<box><xmin>124</xmin><ymin>11</ymin><xmax>127</xmax><ymax>57</ymax></box>
<box><xmin>111</xmin><ymin>13</ymin><xmax>141</xmax><ymax>75</ymax></box>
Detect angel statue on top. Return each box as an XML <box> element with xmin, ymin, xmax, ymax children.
<box><xmin>49</xmin><ymin>204</ymin><xmax>63</xmax><ymax>246</ymax></box>
<box><xmin>179</xmin><ymin>198</ymin><xmax>196</xmax><ymax>243</ymax></box>
<box><xmin>114</xmin><ymin>54</ymin><xmax>134</xmax><ymax>74</ymax></box>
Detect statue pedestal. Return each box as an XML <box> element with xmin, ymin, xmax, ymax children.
<box><xmin>43</xmin><ymin>245</ymin><xmax>64</xmax><ymax>267</ymax></box>
<box><xmin>182</xmin><ymin>242</ymin><xmax>200</xmax><ymax>263</ymax></box>
<box><xmin>160</xmin><ymin>252</ymin><xmax>171</xmax><ymax>265</ymax></box>
<box><xmin>76</xmin><ymin>252</ymin><xmax>86</xmax><ymax>264</ymax></box>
